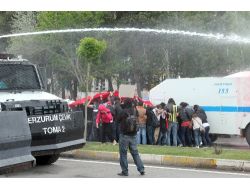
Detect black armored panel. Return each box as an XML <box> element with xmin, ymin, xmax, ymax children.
<box><xmin>0</xmin><ymin>111</ymin><xmax>35</xmax><ymax>172</ymax></box>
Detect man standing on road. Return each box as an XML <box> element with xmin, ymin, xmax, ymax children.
<box><xmin>117</xmin><ymin>98</ymin><xmax>145</xmax><ymax>176</ymax></box>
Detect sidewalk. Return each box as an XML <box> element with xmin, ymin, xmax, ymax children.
<box><xmin>61</xmin><ymin>149</ymin><xmax>250</xmax><ymax>172</ymax></box>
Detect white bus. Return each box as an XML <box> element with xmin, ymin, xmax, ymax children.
<box><xmin>149</xmin><ymin>71</ymin><xmax>250</xmax><ymax>146</ymax></box>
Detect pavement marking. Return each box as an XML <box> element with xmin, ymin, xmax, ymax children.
<box><xmin>59</xmin><ymin>158</ymin><xmax>250</xmax><ymax>177</ymax></box>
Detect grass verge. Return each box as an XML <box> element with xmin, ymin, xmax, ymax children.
<box><xmin>81</xmin><ymin>142</ymin><xmax>250</xmax><ymax>161</ymax></box>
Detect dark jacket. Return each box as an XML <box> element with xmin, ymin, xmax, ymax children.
<box><xmin>146</xmin><ymin>108</ymin><xmax>154</xmax><ymax>127</ymax></box>
<box><xmin>118</xmin><ymin>107</ymin><xmax>137</xmax><ymax>136</ymax></box>
<box><xmin>159</xmin><ymin>112</ymin><xmax>168</xmax><ymax>133</ymax></box>
<box><xmin>179</xmin><ymin>106</ymin><xmax>194</xmax><ymax>122</ymax></box>
<box><xmin>106</xmin><ymin>104</ymin><xmax>115</xmax><ymax>117</ymax></box>
<box><xmin>114</xmin><ymin>102</ymin><xmax>123</xmax><ymax>122</ymax></box>
<box><xmin>195</xmin><ymin>106</ymin><xmax>208</xmax><ymax>123</ymax></box>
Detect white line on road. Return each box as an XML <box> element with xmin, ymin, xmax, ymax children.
<box><xmin>59</xmin><ymin>158</ymin><xmax>250</xmax><ymax>177</ymax></box>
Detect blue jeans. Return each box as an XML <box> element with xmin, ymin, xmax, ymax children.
<box><xmin>180</xmin><ymin>126</ymin><xmax>192</xmax><ymax>147</ymax></box>
<box><xmin>177</xmin><ymin>125</ymin><xmax>183</xmax><ymax>145</ymax></box>
<box><xmin>157</xmin><ymin>131</ymin><xmax>167</xmax><ymax>145</ymax></box>
<box><xmin>193</xmin><ymin>129</ymin><xmax>200</xmax><ymax>146</ymax></box>
<box><xmin>119</xmin><ymin>134</ymin><xmax>145</xmax><ymax>175</ymax></box>
<box><xmin>186</xmin><ymin>127</ymin><xmax>193</xmax><ymax>146</ymax></box>
<box><xmin>136</xmin><ymin>124</ymin><xmax>147</xmax><ymax>145</ymax></box>
<box><xmin>201</xmin><ymin>126</ymin><xmax>211</xmax><ymax>146</ymax></box>
<box><xmin>180</xmin><ymin>126</ymin><xmax>187</xmax><ymax>146</ymax></box>
<box><xmin>146</xmin><ymin>125</ymin><xmax>154</xmax><ymax>145</ymax></box>
<box><xmin>167</xmin><ymin>122</ymin><xmax>178</xmax><ymax>146</ymax></box>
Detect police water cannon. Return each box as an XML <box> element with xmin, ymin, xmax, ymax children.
<box><xmin>0</xmin><ymin>53</ymin><xmax>85</xmax><ymax>172</ymax></box>
<box><xmin>149</xmin><ymin>72</ymin><xmax>250</xmax><ymax>146</ymax></box>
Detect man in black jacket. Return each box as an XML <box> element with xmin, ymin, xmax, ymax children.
<box><xmin>117</xmin><ymin>98</ymin><xmax>145</xmax><ymax>176</ymax></box>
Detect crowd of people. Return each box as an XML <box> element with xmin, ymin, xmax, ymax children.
<box><xmin>86</xmin><ymin>96</ymin><xmax>212</xmax><ymax>148</ymax></box>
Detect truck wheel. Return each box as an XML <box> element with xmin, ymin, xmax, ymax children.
<box><xmin>209</xmin><ymin>134</ymin><xmax>218</xmax><ymax>142</ymax></box>
<box><xmin>35</xmin><ymin>154</ymin><xmax>60</xmax><ymax>165</ymax></box>
<box><xmin>245</xmin><ymin>127</ymin><xmax>250</xmax><ymax>146</ymax></box>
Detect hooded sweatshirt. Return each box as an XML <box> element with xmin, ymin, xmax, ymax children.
<box><xmin>96</xmin><ymin>104</ymin><xmax>113</xmax><ymax>125</ymax></box>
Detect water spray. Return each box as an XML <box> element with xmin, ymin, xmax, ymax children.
<box><xmin>0</xmin><ymin>27</ymin><xmax>250</xmax><ymax>44</ymax></box>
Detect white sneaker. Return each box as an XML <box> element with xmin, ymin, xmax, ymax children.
<box><xmin>196</xmin><ymin>146</ymin><xmax>199</xmax><ymax>148</ymax></box>
<box><xmin>113</xmin><ymin>140</ymin><xmax>117</xmax><ymax>145</ymax></box>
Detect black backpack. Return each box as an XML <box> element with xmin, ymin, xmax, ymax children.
<box><xmin>124</xmin><ymin>109</ymin><xmax>138</xmax><ymax>134</ymax></box>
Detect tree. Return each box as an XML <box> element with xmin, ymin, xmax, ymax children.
<box><xmin>77</xmin><ymin>37</ymin><xmax>107</xmax><ymax>140</ymax></box>
<box><xmin>36</xmin><ymin>12</ymin><xmax>105</xmax><ymax>98</ymax></box>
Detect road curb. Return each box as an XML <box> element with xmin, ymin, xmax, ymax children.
<box><xmin>61</xmin><ymin>150</ymin><xmax>250</xmax><ymax>172</ymax></box>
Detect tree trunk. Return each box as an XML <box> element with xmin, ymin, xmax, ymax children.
<box><xmin>84</xmin><ymin>62</ymin><xmax>90</xmax><ymax>141</ymax></box>
<box><xmin>107</xmin><ymin>76</ymin><xmax>113</xmax><ymax>91</ymax></box>
<box><xmin>73</xmin><ymin>79</ymin><xmax>78</xmax><ymax>100</ymax></box>
<box><xmin>43</xmin><ymin>51</ymin><xmax>48</xmax><ymax>91</ymax></box>
<box><xmin>50</xmin><ymin>67</ymin><xmax>55</xmax><ymax>94</ymax></box>
<box><xmin>61</xmin><ymin>83</ymin><xmax>65</xmax><ymax>99</ymax></box>
<box><xmin>134</xmin><ymin>72</ymin><xmax>142</xmax><ymax>97</ymax></box>
<box><xmin>68</xmin><ymin>80</ymin><xmax>73</xmax><ymax>100</ymax></box>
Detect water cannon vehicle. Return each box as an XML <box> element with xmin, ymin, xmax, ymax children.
<box><xmin>0</xmin><ymin>53</ymin><xmax>85</xmax><ymax>171</ymax></box>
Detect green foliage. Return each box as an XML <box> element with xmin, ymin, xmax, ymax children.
<box><xmin>77</xmin><ymin>37</ymin><xmax>107</xmax><ymax>62</ymax></box>
<box><xmin>37</xmin><ymin>12</ymin><xmax>104</xmax><ymax>29</ymax></box>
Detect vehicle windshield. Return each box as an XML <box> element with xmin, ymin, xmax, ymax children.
<box><xmin>0</xmin><ymin>64</ymin><xmax>41</xmax><ymax>90</ymax></box>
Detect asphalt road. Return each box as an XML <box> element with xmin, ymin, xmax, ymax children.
<box><xmin>1</xmin><ymin>158</ymin><xmax>250</xmax><ymax>178</ymax></box>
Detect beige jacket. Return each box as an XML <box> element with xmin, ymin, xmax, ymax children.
<box><xmin>192</xmin><ymin>116</ymin><xmax>203</xmax><ymax>130</ymax></box>
<box><xmin>136</xmin><ymin>106</ymin><xmax>147</xmax><ymax>125</ymax></box>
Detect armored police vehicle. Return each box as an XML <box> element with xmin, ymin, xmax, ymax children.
<box><xmin>0</xmin><ymin>54</ymin><xmax>85</xmax><ymax>169</ymax></box>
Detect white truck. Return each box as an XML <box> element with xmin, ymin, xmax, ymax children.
<box><xmin>149</xmin><ymin>72</ymin><xmax>250</xmax><ymax>146</ymax></box>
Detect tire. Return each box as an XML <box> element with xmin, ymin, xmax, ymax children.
<box><xmin>35</xmin><ymin>154</ymin><xmax>60</xmax><ymax>165</ymax></box>
<box><xmin>209</xmin><ymin>134</ymin><xmax>218</xmax><ymax>142</ymax></box>
<box><xmin>245</xmin><ymin>126</ymin><xmax>250</xmax><ymax>146</ymax></box>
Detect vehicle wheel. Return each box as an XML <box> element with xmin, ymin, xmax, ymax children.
<box><xmin>209</xmin><ymin>134</ymin><xmax>218</xmax><ymax>142</ymax></box>
<box><xmin>35</xmin><ymin>154</ymin><xmax>60</xmax><ymax>165</ymax></box>
<box><xmin>245</xmin><ymin>127</ymin><xmax>250</xmax><ymax>146</ymax></box>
